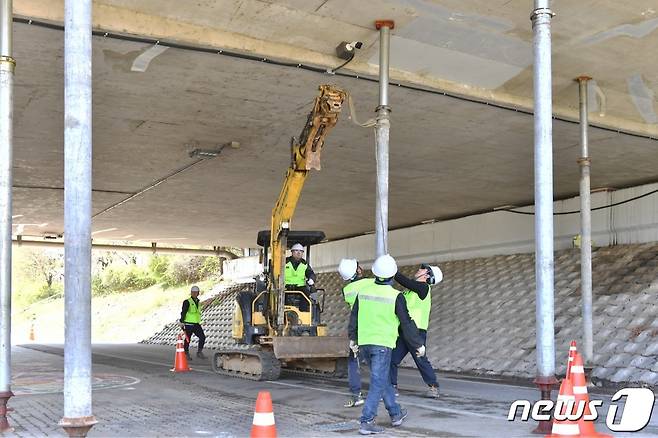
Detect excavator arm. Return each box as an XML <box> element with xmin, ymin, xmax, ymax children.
<box><xmin>269</xmin><ymin>84</ymin><xmax>346</xmax><ymax>328</ymax></box>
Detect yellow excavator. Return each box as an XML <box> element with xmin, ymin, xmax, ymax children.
<box><xmin>212</xmin><ymin>85</ymin><xmax>349</xmax><ymax>380</ymax></box>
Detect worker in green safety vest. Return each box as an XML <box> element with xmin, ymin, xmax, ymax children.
<box><xmin>178</xmin><ymin>285</ymin><xmax>207</xmax><ymax>361</ymax></box>
<box><xmin>390</xmin><ymin>264</ymin><xmax>443</xmax><ymax>399</ymax></box>
<box><xmin>284</xmin><ymin>242</ymin><xmax>316</xmax><ymax>291</ymax></box>
<box><xmin>348</xmin><ymin>254</ymin><xmax>425</xmax><ymax>435</ymax></box>
<box><xmin>338</xmin><ymin>258</ymin><xmax>373</xmax><ymax>408</ymax></box>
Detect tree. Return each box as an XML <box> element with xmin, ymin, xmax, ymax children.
<box><xmin>24</xmin><ymin>249</ymin><xmax>64</xmax><ymax>288</ymax></box>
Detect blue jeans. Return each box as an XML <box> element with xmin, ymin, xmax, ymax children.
<box><xmin>348</xmin><ymin>351</ymin><xmax>361</xmax><ymax>395</ymax></box>
<box><xmin>359</xmin><ymin>345</ymin><xmax>401</xmax><ymax>423</ymax></box>
<box><xmin>390</xmin><ymin>330</ymin><xmax>438</xmax><ymax>387</ymax></box>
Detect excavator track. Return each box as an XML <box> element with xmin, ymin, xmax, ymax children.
<box><xmin>282</xmin><ymin>357</ymin><xmax>348</xmax><ymax>379</ymax></box>
<box><xmin>211</xmin><ymin>348</ymin><xmax>281</xmax><ymax>381</ymax></box>
<box><xmin>211</xmin><ymin>348</ymin><xmax>348</xmax><ymax>381</ymax></box>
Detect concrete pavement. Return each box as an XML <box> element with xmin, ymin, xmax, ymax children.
<box><xmin>5</xmin><ymin>344</ymin><xmax>658</xmax><ymax>437</ymax></box>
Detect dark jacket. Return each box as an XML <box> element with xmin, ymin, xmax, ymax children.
<box><xmin>180</xmin><ymin>297</ymin><xmax>200</xmax><ymax>324</ymax></box>
<box><xmin>395</xmin><ymin>272</ymin><xmax>430</xmax><ymax>299</ymax></box>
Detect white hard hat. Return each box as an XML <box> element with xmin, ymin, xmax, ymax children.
<box><xmin>191</xmin><ymin>285</ymin><xmax>200</xmax><ymax>292</ymax></box>
<box><xmin>372</xmin><ymin>254</ymin><xmax>397</xmax><ymax>279</ymax></box>
<box><xmin>427</xmin><ymin>265</ymin><xmax>443</xmax><ymax>285</ymax></box>
<box><xmin>338</xmin><ymin>258</ymin><xmax>358</xmax><ymax>281</ymax></box>
<box><xmin>291</xmin><ymin>243</ymin><xmax>304</xmax><ymax>251</ymax></box>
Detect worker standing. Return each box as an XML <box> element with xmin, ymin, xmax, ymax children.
<box><xmin>348</xmin><ymin>254</ymin><xmax>425</xmax><ymax>435</ymax></box>
<box><xmin>178</xmin><ymin>285</ymin><xmax>207</xmax><ymax>361</ymax></box>
<box><xmin>338</xmin><ymin>258</ymin><xmax>373</xmax><ymax>408</ymax></box>
<box><xmin>390</xmin><ymin>264</ymin><xmax>443</xmax><ymax>398</ymax></box>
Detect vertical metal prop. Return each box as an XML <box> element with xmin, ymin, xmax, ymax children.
<box><xmin>0</xmin><ymin>0</ymin><xmax>14</xmax><ymax>431</ymax></box>
<box><xmin>531</xmin><ymin>0</ymin><xmax>558</xmax><ymax>433</ymax></box>
<box><xmin>374</xmin><ymin>20</ymin><xmax>394</xmax><ymax>258</ymax></box>
<box><xmin>60</xmin><ymin>0</ymin><xmax>97</xmax><ymax>435</ymax></box>
<box><xmin>0</xmin><ymin>0</ymin><xmax>13</xmax><ymax>431</ymax></box>
<box><xmin>577</xmin><ymin>76</ymin><xmax>593</xmax><ymax>365</ymax></box>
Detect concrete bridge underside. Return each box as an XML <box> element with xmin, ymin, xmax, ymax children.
<box><xmin>9</xmin><ymin>0</ymin><xmax>658</xmax><ymax>247</ymax></box>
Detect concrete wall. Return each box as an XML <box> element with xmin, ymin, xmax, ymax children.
<box><xmin>312</xmin><ymin>182</ymin><xmax>658</xmax><ymax>272</ymax></box>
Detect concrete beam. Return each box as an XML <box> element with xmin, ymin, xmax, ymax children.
<box><xmin>12</xmin><ymin>238</ymin><xmax>238</xmax><ymax>258</ymax></box>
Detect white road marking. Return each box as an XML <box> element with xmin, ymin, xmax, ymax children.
<box><xmin>267</xmin><ymin>380</ymin><xmax>505</xmax><ymax>421</ymax></box>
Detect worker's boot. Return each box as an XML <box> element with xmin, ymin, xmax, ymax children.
<box><xmin>185</xmin><ymin>351</ymin><xmax>193</xmax><ymax>361</ymax></box>
<box><xmin>358</xmin><ymin>420</ymin><xmax>384</xmax><ymax>435</ymax></box>
<box><xmin>196</xmin><ymin>351</ymin><xmax>207</xmax><ymax>360</ymax></box>
<box><xmin>390</xmin><ymin>407</ymin><xmax>408</xmax><ymax>427</ymax></box>
<box><xmin>344</xmin><ymin>392</ymin><xmax>364</xmax><ymax>408</ymax></box>
<box><xmin>425</xmin><ymin>385</ymin><xmax>439</xmax><ymax>398</ymax></box>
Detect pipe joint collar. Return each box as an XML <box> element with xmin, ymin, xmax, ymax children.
<box><xmin>0</xmin><ymin>56</ymin><xmax>16</xmax><ymax>72</ymax></box>
<box><xmin>530</xmin><ymin>7</ymin><xmax>555</xmax><ymax>20</ymax></box>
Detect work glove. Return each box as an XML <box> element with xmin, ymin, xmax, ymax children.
<box><xmin>416</xmin><ymin>345</ymin><xmax>426</xmax><ymax>357</ymax></box>
<box><xmin>307</xmin><ymin>278</ymin><xmax>315</xmax><ymax>286</ymax></box>
<box><xmin>349</xmin><ymin>340</ymin><xmax>359</xmax><ymax>356</ymax></box>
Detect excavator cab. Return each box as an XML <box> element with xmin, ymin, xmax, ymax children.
<box><xmin>225</xmin><ymin>228</ymin><xmax>347</xmax><ymax>380</ymax></box>
<box><xmin>233</xmin><ymin>230</ymin><xmax>327</xmax><ymax>344</ymax></box>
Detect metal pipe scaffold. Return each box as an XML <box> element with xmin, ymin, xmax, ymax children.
<box><xmin>60</xmin><ymin>0</ymin><xmax>97</xmax><ymax>435</ymax></box>
<box><xmin>530</xmin><ymin>0</ymin><xmax>558</xmax><ymax>433</ymax></box>
<box><xmin>0</xmin><ymin>0</ymin><xmax>15</xmax><ymax>429</ymax></box>
<box><xmin>374</xmin><ymin>20</ymin><xmax>394</xmax><ymax>258</ymax></box>
<box><xmin>577</xmin><ymin>75</ymin><xmax>593</xmax><ymax>365</ymax></box>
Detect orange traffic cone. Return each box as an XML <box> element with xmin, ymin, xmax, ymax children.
<box><xmin>566</xmin><ymin>340</ymin><xmax>577</xmax><ymax>379</ymax></box>
<box><xmin>546</xmin><ymin>378</ymin><xmax>580</xmax><ymax>437</ymax></box>
<box><xmin>170</xmin><ymin>333</ymin><xmax>191</xmax><ymax>372</ymax></box>
<box><xmin>571</xmin><ymin>353</ymin><xmax>611</xmax><ymax>438</ymax></box>
<box><xmin>251</xmin><ymin>391</ymin><xmax>276</xmax><ymax>438</ymax></box>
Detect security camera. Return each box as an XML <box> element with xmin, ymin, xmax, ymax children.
<box><xmin>348</xmin><ymin>41</ymin><xmax>363</xmax><ymax>50</ymax></box>
<box><xmin>335</xmin><ymin>40</ymin><xmax>363</xmax><ymax>60</ymax></box>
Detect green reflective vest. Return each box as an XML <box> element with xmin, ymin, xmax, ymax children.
<box><xmin>343</xmin><ymin>278</ymin><xmax>374</xmax><ymax>309</ymax></box>
<box><xmin>403</xmin><ymin>288</ymin><xmax>431</xmax><ymax>330</ymax></box>
<box><xmin>357</xmin><ymin>282</ymin><xmax>400</xmax><ymax>348</ymax></box>
<box><xmin>184</xmin><ymin>297</ymin><xmax>201</xmax><ymax>324</ymax></box>
<box><xmin>285</xmin><ymin>260</ymin><xmax>308</xmax><ymax>287</ymax></box>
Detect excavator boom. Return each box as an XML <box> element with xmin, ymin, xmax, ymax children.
<box><xmin>269</xmin><ymin>85</ymin><xmax>346</xmax><ymax>327</ymax></box>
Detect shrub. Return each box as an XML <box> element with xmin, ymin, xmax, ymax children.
<box><xmin>35</xmin><ymin>282</ymin><xmax>63</xmax><ymax>301</ymax></box>
<box><xmin>92</xmin><ymin>274</ymin><xmax>111</xmax><ymax>296</ymax></box>
<box><xmin>161</xmin><ymin>256</ymin><xmax>221</xmax><ymax>287</ymax></box>
<box><xmin>94</xmin><ymin>265</ymin><xmax>157</xmax><ymax>295</ymax></box>
<box><xmin>162</xmin><ymin>256</ymin><xmax>203</xmax><ymax>287</ymax></box>
<box><xmin>148</xmin><ymin>255</ymin><xmax>171</xmax><ymax>281</ymax></box>
<box><xmin>200</xmin><ymin>256</ymin><xmax>222</xmax><ymax>279</ymax></box>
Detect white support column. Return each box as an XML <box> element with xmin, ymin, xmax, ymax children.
<box><xmin>60</xmin><ymin>0</ymin><xmax>97</xmax><ymax>435</ymax></box>
<box><xmin>530</xmin><ymin>0</ymin><xmax>558</xmax><ymax>433</ymax></box>
<box><xmin>0</xmin><ymin>0</ymin><xmax>15</xmax><ymax>429</ymax></box>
